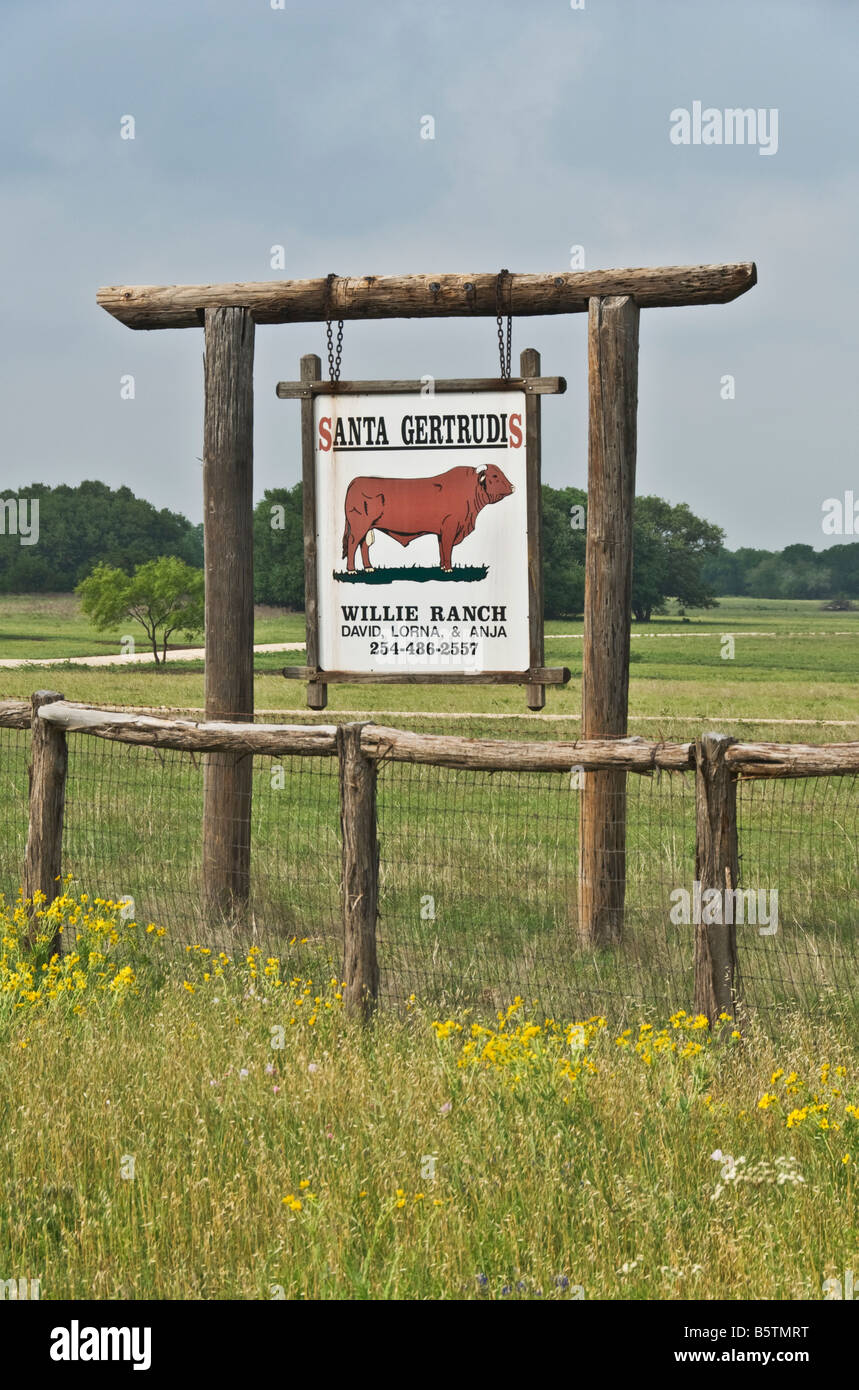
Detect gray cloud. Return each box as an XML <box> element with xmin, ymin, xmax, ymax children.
<box><xmin>2</xmin><ymin>0</ymin><xmax>857</xmax><ymax>550</ymax></box>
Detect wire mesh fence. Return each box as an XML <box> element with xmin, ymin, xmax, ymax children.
<box><xmin>2</xmin><ymin>716</ymin><xmax>858</xmax><ymax>1024</ymax></box>
<box><xmin>375</xmin><ymin>763</ymin><xmax>859</xmax><ymax>1023</ymax></box>
<box><xmin>374</xmin><ymin>762</ymin><xmax>695</xmax><ymax>1019</ymax></box>
<box><xmin>60</xmin><ymin>738</ymin><xmax>342</xmax><ymax>978</ymax></box>
<box><xmin>736</xmin><ymin>773</ymin><xmax>859</xmax><ymax>1016</ymax></box>
<box><xmin>0</xmin><ymin>726</ymin><xmax>29</xmax><ymax>900</ymax></box>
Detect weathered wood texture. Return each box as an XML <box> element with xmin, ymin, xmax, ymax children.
<box><xmin>361</xmin><ymin>727</ymin><xmax>693</xmax><ymax>774</ymax></box>
<box><xmin>726</xmin><ymin>741</ymin><xmax>859</xmax><ymax>778</ymax></box>
<box><xmin>24</xmin><ymin>692</ymin><xmax>67</xmax><ymax>950</ymax></box>
<box><xmin>32</xmin><ymin>704</ymin><xmax>859</xmax><ymax>778</ymax></box>
<box><xmin>578</xmin><ymin>296</ymin><xmax>640</xmax><ymax>947</ymax></box>
<box><xmin>97</xmin><ymin>264</ymin><xmax>757</xmax><ymax>330</ymax></box>
<box><xmin>0</xmin><ymin>700</ymin><xmax>31</xmax><ymax>729</ymax></box>
<box><xmin>282</xmin><ymin>666</ymin><xmax>571</xmax><ymax>686</ymax></box>
<box><xmin>37</xmin><ymin>703</ymin><xmax>339</xmax><ymax>755</ymax></box>
<box><xmin>202</xmin><ymin>307</ymin><xmax>255</xmax><ymax>917</ymax></box>
<box><xmin>693</xmin><ymin>734</ymin><xmax>741</xmax><ymax>1024</ymax></box>
<box><xmin>277</xmin><ymin>375</ymin><xmax>566</xmax><ymax>398</ymax></box>
<box><xmin>522</xmin><ymin>348</ymin><xmax>546</xmax><ymax>711</ymax></box>
<box><xmin>300</xmin><ymin>354</ymin><xmax>327</xmax><ymax>710</ymax></box>
<box><xmin>338</xmin><ymin>723</ymin><xmax>380</xmax><ymax>1020</ymax></box>
<box><xmin>34</xmin><ymin>703</ymin><xmax>692</xmax><ymax>769</ymax></box>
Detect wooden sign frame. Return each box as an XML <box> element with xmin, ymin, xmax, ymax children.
<box><xmin>276</xmin><ymin>350</ymin><xmax>569</xmax><ymax>711</ymax></box>
<box><xmin>99</xmin><ymin>263</ymin><xmax>755</xmax><ymax>934</ymax></box>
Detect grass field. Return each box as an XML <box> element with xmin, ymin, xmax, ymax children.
<box><xmin>1</xmin><ymin>893</ymin><xmax>856</xmax><ymax>1300</ymax></box>
<box><xmin>1</xmin><ymin>594</ymin><xmax>857</xmax><ymax>1299</ymax></box>
<box><xmin>2</xmin><ymin>593</ymin><xmax>859</xmax><ymax>737</ymax></box>
<box><xmin>0</xmin><ymin>594</ymin><xmax>298</xmax><ymax>661</ymax></box>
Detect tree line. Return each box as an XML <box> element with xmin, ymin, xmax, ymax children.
<box><xmin>700</xmin><ymin>542</ymin><xmax>859</xmax><ymax>604</ymax></box>
<box><xmin>3</xmin><ymin>480</ymin><xmax>858</xmax><ymax>619</ymax></box>
<box><xmin>0</xmin><ymin>482</ymin><xmax>203</xmax><ymax>592</ymax></box>
<box><xmin>255</xmin><ymin>483</ymin><xmax>729</xmax><ymax>620</ymax></box>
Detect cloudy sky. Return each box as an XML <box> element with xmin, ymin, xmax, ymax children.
<box><xmin>2</xmin><ymin>0</ymin><xmax>857</xmax><ymax>549</ymax></box>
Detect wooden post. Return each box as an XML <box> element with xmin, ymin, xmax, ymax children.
<box><xmin>522</xmin><ymin>348</ymin><xmax>546</xmax><ymax>711</ymax></box>
<box><xmin>24</xmin><ymin>691</ymin><xmax>67</xmax><ymax>951</ymax></box>
<box><xmin>300</xmin><ymin>353</ymin><xmax>327</xmax><ymax>710</ymax></box>
<box><xmin>694</xmin><ymin>733</ymin><xmax>740</xmax><ymax>1024</ymax></box>
<box><xmin>338</xmin><ymin>722</ymin><xmax>379</xmax><ymax>1019</ymax></box>
<box><xmin>578</xmin><ymin>295</ymin><xmax>640</xmax><ymax>946</ymax></box>
<box><xmin>202</xmin><ymin>306</ymin><xmax>255</xmax><ymax>919</ymax></box>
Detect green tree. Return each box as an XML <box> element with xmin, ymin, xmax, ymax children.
<box><xmin>76</xmin><ymin>557</ymin><xmax>204</xmax><ymax>664</ymax></box>
<box><xmin>700</xmin><ymin>546</ymin><xmax>744</xmax><ymax>595</ymax></box>
<box><xmin>0</xmin><ymin>481</ymin><xmax>202</xmax><ymax>594</ymax></box>
<box><xmin>631</xmin><ymin>496</ymin><xmax>723</xmax><ymax>621</ymax></box>
<box><xmin>253</xmin><ymin>485</ymin><xmax>304</xmax><ymax>608</ymax></box>
<box><xmin>826</xmin><ymin>542</ymin><xmax>859</xmax><ymax>600</ymax></box>
<box><xmin>745</xmin><ymin>556</ymin><xmax>782</xmax><ymax>598</ymax></box>
<box><xmin>541</xmin><ymin>484</ymin><xmax>587</xmax><ymax>617</ymax></box>
<box><xmin>700</xmin><ymin>542</ymin><xmax>859</xmax><ymax>601</ymax></box>
<box><xmin>778</xmin><ymin>544</ymin><xmax>831</xmax><ymax>599</ymax></box>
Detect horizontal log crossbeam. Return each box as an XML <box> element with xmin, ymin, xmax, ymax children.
<box><xmin>723</xmin><ymin>741</ymin><xmax>859</xmax><ymax>779</ymax></box>
<box><xmin>33</xmin><ymin>703</ymin><xmax>688</xmax><ymax>768</ymax></box>
<box><xmin>0</xmin><ymin>699</ymin><xmax>31</xmax><ymax>729</ymax></box>
<box><xmin>360</xmin><ymin>728</ymin><xmax>692</xmax><ymax>773</ymax></box>
<box><xmin>27</xmin><ymin>703</ymin><xmax>859</xmax><ymax>779</ymax></box>
<box><xmin>97</xmin><ymin>265</ymin><xmax>757</xmax><ymax>330</ymax></box>
<box><xmin>36</xmin><ymin>703</ymin><xmax>340</xmax><ymax>756</ymax></box>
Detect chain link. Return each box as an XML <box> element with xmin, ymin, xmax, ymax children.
<box><xmin>325</xmin><ymin>270</ymin><xmax>510</xmax><ymax>383</ymax></box>
<box><xmin>495</xmin><ymin>268</ymin><xmax>512</xmax><ymax>380</ymax></box>
<box><xmin>325</xmin><ymin>273</ymin><xmax>343</xmax><ymax>385</ymax></box>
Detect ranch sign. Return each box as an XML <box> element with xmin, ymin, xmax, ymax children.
<box><xmin>277</xmin><ymin>356</ymin><xmax>570</xmax><ymax>709</ymax></box>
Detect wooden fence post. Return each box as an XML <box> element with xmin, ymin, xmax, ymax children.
<box><xmin>24</xmin><ymin>691</ymin><xmax>67</xmax><ymax>951</ymax></box>
<box><xmin>338</xmin><ymin>723</ymin><xmax>379</xmax><ymax>1019</ymax></box>
<box><xmin>694</xmin><ymin>733</ymin><xmax>740</xmax><ymax>1025</ymax></box>
<box><xmin>578</xmin><ymin>295</ymin><xmax>640</xmax><ymax>946</ymax></box>
<box><xmin>202</xmin><ymin>305</ymin><xmax>255</xmax><ymax>921</ymax></box>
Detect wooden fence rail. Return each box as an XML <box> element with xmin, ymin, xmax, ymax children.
<box><xmin>0</xmin><ymin>699</ymin><xmax>31</xmax><ymax>729</ymax></box>
<box><xmin>5</xmin><ymin>697</ymin><xmax>859</xmax><ymax>1025</ymax></box>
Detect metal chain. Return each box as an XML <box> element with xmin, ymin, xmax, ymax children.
<box><xmin>325</xmin><ymin>273</ymin><xmax>343</xmax><ymax>385</ymax></box>
<box><xmin>495</xmin><ymin>268</ymin><xmax>512</xmax><ymax>380</ymax></box>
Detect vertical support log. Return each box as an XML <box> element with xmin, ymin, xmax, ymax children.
<box><xmin>694</xmin><ymin>733</ymin><xmax>740</xmax><ymax>1024</ymax></box>
<box><xmin>300</xmin><ymin>353</ymin><xmax>327</xmax><ymax>710</ymax></box>
<box><xmin>338</xmin><ymin>722</ymin><xmax>379</xmax><ymax>1019</ymax></box>
<box><xmin>578</xmin><ymin>295</ymin><xmax>640</xmax><ymax>946</ymax></box>
<box><xmin>24</xmin><ymin>691</ymin><xmax>67</xmax><ymax>952</ymax></box>
<box><xmin>522</xmin><ymin>347</ymin><xmax>546</xmax><ymax>712</ymax></box>
<box><xmin>202</xmin><ymin>306</ymin><xmax>255</xmax><ymax>920</ymax></box>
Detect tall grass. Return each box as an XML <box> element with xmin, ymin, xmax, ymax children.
<box><xmin>1</xmin><ymin>893</ymin><xmax>856</xmax><ymax>1300</ymax></box>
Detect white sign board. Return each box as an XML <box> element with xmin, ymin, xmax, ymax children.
<box><xmin>314</xmin><ymin>390</ymin><xmax>530</xmax><ymax>676</ymax></box>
